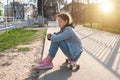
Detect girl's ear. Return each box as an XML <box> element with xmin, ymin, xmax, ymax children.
<box><xmin>65</xmin><ymin>20</ymin><xmax>68</xmax><ymax>25</ymax></box>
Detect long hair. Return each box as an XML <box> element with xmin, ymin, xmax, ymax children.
<box><xmin>57</xmin><ymin>12</ymin><xmax>74</xmax><ymax>29</ymax></box>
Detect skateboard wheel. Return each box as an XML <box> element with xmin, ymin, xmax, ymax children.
<box><xmin>69</xmin><ymin>64</ymin><xmax>73</xmax><ymax>70</ymax></box>
<box><xmin>76</xmin><ymin>65</ymin><xmax>80</xmax><ymax>69</ymax></box>
<box><xmin>66</xmin><ymin>59</ymin><xmax>69</xmax><ymax>63</ymax></box>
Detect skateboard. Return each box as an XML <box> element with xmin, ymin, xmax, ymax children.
<box><xmin>65</xmin><ymin>59</ymin><xmax>80</xmax><ymax>70</ymax></box>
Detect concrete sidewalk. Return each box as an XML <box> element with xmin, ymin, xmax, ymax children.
<box><xmin>38</xmin><ymin>26</ymin><xmax>120</xmax><ymax>80</ymax></box>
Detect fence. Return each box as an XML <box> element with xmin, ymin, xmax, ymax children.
<box><xmin>0</xmin><ymin>16</ymin><xmax>28</xmax><ymax>33</ymax></box>
<box><xmin>48</xmin><ymin>21</ymin><xmax>58</xmax><ymax>27</ymax></box>
<box><xmin>61</xmin><ymin>1</ymin><xmax>120</xmax><ymax>33</ymax></box>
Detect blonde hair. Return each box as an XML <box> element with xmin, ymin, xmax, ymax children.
<box><xmin>57</xmin><ymin>12</ymin><xmax>74</xmax><ymax>28</ymax></box>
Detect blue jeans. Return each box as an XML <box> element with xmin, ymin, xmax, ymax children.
<box><xmin>48</xmin><ymin>40</ymin><xmax>81</xmax><ymax>60</ymax></box>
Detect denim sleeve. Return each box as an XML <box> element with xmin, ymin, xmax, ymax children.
<box><xmin>51</xmin><ymin>29</ymin><xmax>73</xmax><ymax>42</ymax></box>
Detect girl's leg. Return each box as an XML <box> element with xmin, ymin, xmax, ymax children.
<box><xmin>48</xmin><ymin>40</ymin><xmax>81</xmax><ymax>61</ymax></box>
<box><xmin>48</xmin><ymin>42</ymin><xmax>59</xmax><ymax>59</ymax></box>
<box><xmin>57</xmin><ymin>40</ymin><xmax>71</xmax><ymax>58</ymax></box>
<box><xmin>43</xmin><ymin>40</ymin><xmax>70</xmax><ymax>62</ymax></box>
<box><xmin>39</xmin><ymin>40</ymin><xmax>70</xmax><ymax>62</ymax></box>
<box><xmin>38</xmin><ymin>40</ymin><xmax>74</xmax><ymax>69</ymax></box>
<box><xmin>38</xmin><ymin>42</ymin><xmax>59</xmax><ymax>69</ymax></box>
<box><xmin>58</xmin><ymin>41</ymin><xmax>82</xmax><ymax>61</ymax></box>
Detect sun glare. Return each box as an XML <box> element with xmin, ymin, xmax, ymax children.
<box><xmin>100</xmin><ymin>1</ymin><xmax>114</xmax><ymax>13</ymax></box>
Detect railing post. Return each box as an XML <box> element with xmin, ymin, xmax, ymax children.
<box><xmin>13</xmin><ymin>17</ymin><xmax>16</xmax><ymax>29</ymax></box>
<box><xmin>5</xmin><ymin>16</ymin><xmax>8</xmax><ymax>31</ymax></box>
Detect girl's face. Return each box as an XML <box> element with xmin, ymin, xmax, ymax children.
<box><xmin>57</xmin><ymin>17</ymin><xmax>68</xmax><ymax>29</ymax></box>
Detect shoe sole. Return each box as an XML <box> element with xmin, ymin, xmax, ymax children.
<box><xmin>37</xmin><ymin>66</ymin><xmax>53</xmax><ymax>70</ymax></box>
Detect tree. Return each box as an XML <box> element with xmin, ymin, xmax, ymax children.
<box><xmin>37</xmin><ymin>0</ymin><xmax>43</xmax><ymax>27</ymax></box>
<box><xmin>37</xmin><ymin>0</ymin><xmax>42</xmax><ymax>16</ymax></box>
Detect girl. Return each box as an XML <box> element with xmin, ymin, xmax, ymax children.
<box><xmin>38</xmin><ymin>13</ymin><xmax>83</xmax><ymax>69</ymax></box>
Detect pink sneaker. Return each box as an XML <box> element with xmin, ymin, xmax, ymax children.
<box><xmin>37</xmin><ymin>58</ymin><xmax>53</xmax><ymax>69</ymax></box>
<box><xmin>66</xmin><ymin>59</ymin><xmax>77</xmax><ymax>64</ymax></box>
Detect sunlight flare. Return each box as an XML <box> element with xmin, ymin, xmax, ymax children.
<box><xmin>100</xmin><ymin>1</ymin><xmax>114</xmax><ymax>13</ymax></box>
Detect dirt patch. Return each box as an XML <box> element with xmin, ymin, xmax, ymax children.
<box><xmin>0</xmin><ymin>40</ymin><xmax>43</xmax><ymax>80</ymax></box>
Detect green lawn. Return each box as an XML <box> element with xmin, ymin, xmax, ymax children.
<box><xmin>0</xmin><ymin>28</ymin><xmax>47</xmax><ymax>52</ymax></box>
<box><xmin>18</xmin><ymin>47</ymin><xmax>31</xmax><ymax>52</ymax></box>
<box><xmin>83</xmin><ymin>23</ymin><xmax>120</xmax><ymax>34</ymax></box>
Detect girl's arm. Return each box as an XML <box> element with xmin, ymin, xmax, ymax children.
<box><xmin>50</xmin><ymin>28</ymin><xmax>73</xmax><ymax>42</ymax></box>
<box><xmin>53</xmin><ymin>30</ymin><xmax>62</xmax><ymax>35</ymax></box>
<box><xmin>47</xmin><ymin>30</ymin><xmax>62</xmax><ymax>40</ymax></box>
<box><xmin>47</xmin><ymin>33</ymin><xmax>52</xmax><ymax>40</ymax></box>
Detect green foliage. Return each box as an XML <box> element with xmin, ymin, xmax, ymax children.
<box><xmin>0</xmin><ymin>54</ymin><xmax>4</xmax><ymax>57</ymax></box>
<box><xmin>18</xmin><ymin>47</ymin><xmax>30</xmax><ymax>52</ymax></box>
<box><xmin>0</xmin><ymin>28</ymin><xmax>47</xmax><ymax>52</ymax></box>
<box><xmin>83</xmin><ymin>22</ymin><xmax>120</xmax><ymax>34</ymax></box>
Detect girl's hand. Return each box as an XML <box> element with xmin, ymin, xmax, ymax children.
<box><xmin>54</xmin><ymin>31</ymin><xmax>62</xmax><ymax>35</ymax></box>
<box><xmin>47</xmin><ymin>33</ymin><xmax>52</xmax><ymax>40</ymax></box>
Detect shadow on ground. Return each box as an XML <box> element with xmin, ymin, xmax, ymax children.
<box><xmin>82</xmin><ymin>29</ymin><xmax>120</xmax><ymax>79</ymax></box>
<box><xmin>25</xmin><ymin>62</ymin><xmax>79</xmax><ymax>80</ymax></box>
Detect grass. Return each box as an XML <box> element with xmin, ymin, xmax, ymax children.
<box><xmin>0</xmin><ymin>54</ymin><xmax>4</xmax><ymax>57</ymax></box>
<box><xmin>32</xmin><ymin>23</ymin><xmax>48</xmax><ymax>27</ymax></box>
<box><xmin>32</xmin><ymin>23</ymin><xmax>39</xmax><ymax>27</ymax></box>
<box><xmin>35</xmin><ymin>28</ymin><xmax>47</xmax><ymax>40</ymax></box>
<box><xmin>83</xmin><ymin>23</ymin><xmax>120</xmax><ymax>34</ymax></box>
<box><xmin>0</xmin><ymin>28</ymin><xmax>47</xmax><ymax>52</ymax></box>
<box><xmin>84</xmin><ymin>23</ymin><xmax>102</xmax><ymax>30</ymax></box>
<box><xmin>18</xmin><ymin>47</ymin><xmax>31</xmax><ymax>52</ymax></box>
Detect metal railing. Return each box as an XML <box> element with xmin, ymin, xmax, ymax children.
<box><xmin>0</xmin><ymin>16</ymin><xmax>28</xmax><ymax>32</ymax></box>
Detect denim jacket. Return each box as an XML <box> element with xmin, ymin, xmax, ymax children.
<box><xmin>51</xmin><ymin>26</ymin><xmax>83</xmax><ymax>59</ymax></box>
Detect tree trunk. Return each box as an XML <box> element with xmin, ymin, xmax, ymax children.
<box><xmin>37</xmin><ymin>0</ymin><xmax>43</xmax><ymax>27</ymax></box>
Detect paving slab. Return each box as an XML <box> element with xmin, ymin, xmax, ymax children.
<box><xmin>38</xmin><ymin>26</ymin><xmax>120</xmax><ymax>80</ymax></box>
